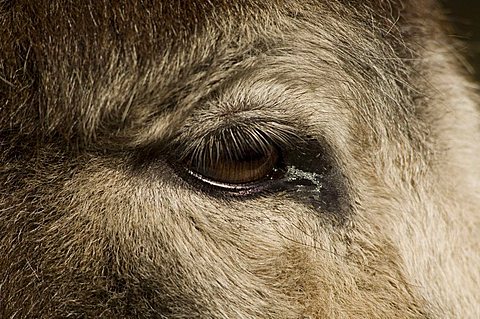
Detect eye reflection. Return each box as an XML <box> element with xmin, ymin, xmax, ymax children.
<box><xmin>187</xmin><ymin>144</ymin><xmax>280</xmax><ymax>185</ymax></box>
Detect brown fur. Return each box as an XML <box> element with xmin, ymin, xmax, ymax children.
<box><xmin>1</xmin><ymin>0</ymin><xmax>479</xmax><ymax>318</ymax></box>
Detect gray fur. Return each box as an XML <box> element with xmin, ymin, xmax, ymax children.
<box><xmin>1</xmin><ymin>1</ymin><xmax>479</xmax><ymax>318</ymax></box>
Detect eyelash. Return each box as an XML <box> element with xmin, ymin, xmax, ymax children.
<box><xmin>182</xmin><ymin>124</ymin><xmax>296</xmax><ymax>163</ymax></box>
<box><xmin>178</xmin><ymin>125</ymin><xmax>293</xmax><ymax>195</ymax></box>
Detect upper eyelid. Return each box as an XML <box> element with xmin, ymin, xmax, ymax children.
<box><xmin>170</xmin><ymin>119</ymin><xmax>305</xmax><ymax>163</ymax></box>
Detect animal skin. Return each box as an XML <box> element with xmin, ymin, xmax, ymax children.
<box><xmin>1</xmin><ymin>0</ymin><xmax>479</xmax><ymax>318</ymax></box>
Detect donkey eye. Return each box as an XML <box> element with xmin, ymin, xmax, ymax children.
<box><xmin>185</xmin><ymin>144</ymin><xmax>283</xmax><ymax>190</ymax></box>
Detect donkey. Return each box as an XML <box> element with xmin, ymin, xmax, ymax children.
<box><xmin>1</xmin><ymin>0</ymin><xmax>479</xmax><ymax>318</ymax></box>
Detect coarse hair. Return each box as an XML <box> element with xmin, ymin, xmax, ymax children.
<box><xmin>1</xmin><ymin>0</ymin><xmax>479</xmax><ymax>318</ymax></box>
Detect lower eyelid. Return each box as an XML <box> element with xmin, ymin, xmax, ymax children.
<box><xmin>185</xmin><ymin>168</ymin><xmax>265</xmax><ymax>191</ymax></box>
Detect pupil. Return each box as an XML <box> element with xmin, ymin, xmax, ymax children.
<box><xmin>189</xmin><ymin>145</ymin><xmax>278</xmax><ymax>184</ymax></box>
<box><xmin>231</xmin><ymin>149</ymin><xmax>266</xmax><ymax>162</ymax></box>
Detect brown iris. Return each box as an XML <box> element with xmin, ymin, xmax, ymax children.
<box><xmin>189</xmin><ymin>145</ymin><xmax>279</xmax><ymax>185</ymax></box>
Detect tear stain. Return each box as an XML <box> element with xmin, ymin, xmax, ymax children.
<box><xmin>285</xmin><ymin>166</ymin><xmax>325</xmax><ymax>192</ymax></box>
<box><xmin>273</xmin><ymin>139</ymin><xmax>349</xmax><ymax>222</ymax></box>
<box><xmin>279</xmin><ymin>165</ymin><xmax>328</xmax><ymax>209</ymax></box>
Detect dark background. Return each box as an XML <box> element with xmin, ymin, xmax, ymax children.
<box><xmin>442</xmin><ymin>0</ymin><xmax>480</xmax><ymax>78</ymax></box>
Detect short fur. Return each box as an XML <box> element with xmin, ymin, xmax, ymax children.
<box><xmin>1</xmin><ymin>0</ymin><xmax>479</xmax><ymax>318</ymax></box>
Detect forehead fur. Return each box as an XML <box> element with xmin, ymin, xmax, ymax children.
<box><xmin>1</xmin><ymin>0</ymin><xmax>438</xmax><ymax>147</ymax></box>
